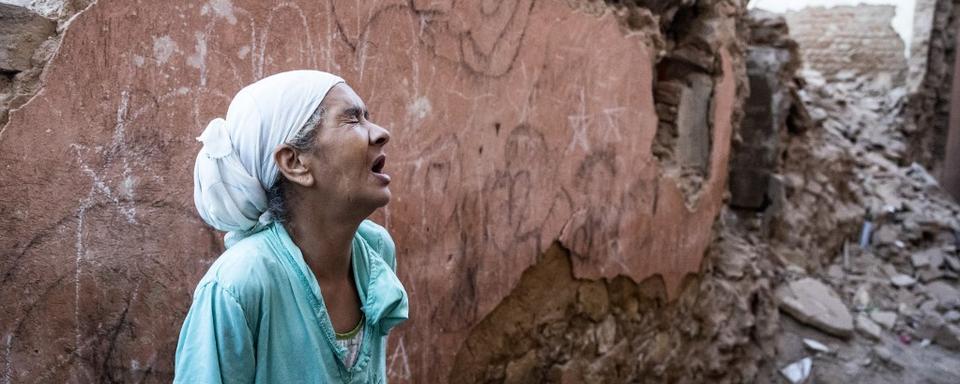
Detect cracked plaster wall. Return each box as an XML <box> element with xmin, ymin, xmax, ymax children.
<box><xmin>0</xmin><ymin>0</ymin><xmax>747</xmax><ymax>382</ymax></box>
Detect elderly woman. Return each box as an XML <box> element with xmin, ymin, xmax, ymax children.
<box><xmin>175</xmin><ymin>71</ymin><xmax>408</xmax><ymax>383</ymax></box>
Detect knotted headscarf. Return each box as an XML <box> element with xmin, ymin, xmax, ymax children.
<box><xmin>193</xmin><ymin>70</ymin><xmax>344</xmax><ymax>247</ymax></box>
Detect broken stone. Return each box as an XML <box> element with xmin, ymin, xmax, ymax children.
<box><xmin>920</xmin><ymin>299</ymin><xmax>939</xmax><ymax>314</ymax></box>
<box><xmin>872</xmin><ymin>345</ymin><xmax>903</xmax><ymax>370</ymax></box>
<box><xmin>911</xmin><ymin>251</ymin><xmax>931</xmax><ymax>268</ymax></box>
<box><xmin>928</xmin><ymin>249</ymin><xmax>945</xmax><ymax>270</ymax></box>
<box><xmin>913</xmin><ymin>248</ymin><xmax>946</xmax><ymax>270</ymax></box>
<box><xmin>923</xmin><ymin>281</ymin><xmax>960</xmax><ymax>305</ymax></box>
<box><xmin>802</xmin><ymin>338</ymin><xmax>831</xmax><ymax>353</ymax></box>
<box><xmin>827</xmin><ymin>264</ymin><xmax>844</xmax><ymax>280</ymax></box>
<box><xmin>779</xmin><ymin>357</ymin><xmax>812</xmax><ymax>384</ymax></box>
<box><xmin>890</xmin><ymin>274</ymin><xmax>917</xmax><ymax>288</ymax></box>
<box><xmin>873</xmin><ymin>225</ymin><xmax>899</xmax><ymax>246</ymax></box>
<box><xmin>853</xmin><ymin>285</ymin><xmax>871</xmax><ymax>311</ymax></box>
<box><xmin>945</xmin><ymin>310</ymin><xmax>960</xmax><ymax>323</ymax></box>
<box><xmin>917</xmin><ymin>312</ymin><xmax>960</xmax><ymax>350</ymax></box>
<box><xmin>776</xmin><ymin>278</ymin><xmax>854</xmax><ymax>338</ymax></box>
<box><xmin>595</xmin><ymin>316</ymin><xmax>617</xmax><ymax>355</ymax></box>
<box><xmin>0</xmin><ymin>3</ymin><xmax>56</xmax><ymax>72</ymax></box>
<box><xmin>945</xmin><ymin>255</ymin><xmax>960</xmax><ymax>272</ymax></box>
<box><xmin>870</xmin><ymin>311</ymin><xmax>897</xmax><ymax>329</ymax></box>
<box><xmin>856</xmin><ymin>314</ymin><xmax>883</xmax><ymax>340</ymax></box>
<box><xmin>786</xmin><ymin>264</ymin><xmax>807</xmax><ymax>275</ymax></box>
<box><xmin>880</xmin><ymin>263</ymin><xmax>899</xmax><ymax>279</ymax></box>
<box><xmin>918</xmin><ymin>269</ymin><xmax>944</xmax><ymax>283</ymax></box>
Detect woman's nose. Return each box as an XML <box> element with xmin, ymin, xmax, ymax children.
<box><xmin>370</xmin><ymin>123</ymin><xmax>390</xmax><ymax>147</ymax></box>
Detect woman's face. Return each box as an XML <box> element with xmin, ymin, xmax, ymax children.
<box><xmin>303</xmin><ymin>83</ymin><xmax>392</xmax><ymax>211</ymax></box>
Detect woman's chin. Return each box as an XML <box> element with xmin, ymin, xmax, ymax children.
<box><xmin>362</xmin><ymin>187</ymin><xmax>392</xmax><ymax>209</ymax></box>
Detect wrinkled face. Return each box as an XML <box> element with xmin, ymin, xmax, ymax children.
<box><xmin>303</xmin><ymin>83</ymin><xmax>392</xmax><ymax>211</ymax></box>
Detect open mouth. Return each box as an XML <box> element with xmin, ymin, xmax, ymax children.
<box><xmin>371</xmin><ymin>154</ymin><xmax>386</xmax><ymax>174</ymax></box>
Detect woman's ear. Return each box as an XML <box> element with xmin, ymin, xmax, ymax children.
<box><xmin>274</xmin><ymin>144</ymin><xmax>315</xmax><ymax>187</ymax></box>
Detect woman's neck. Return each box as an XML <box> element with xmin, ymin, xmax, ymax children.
<box><xmin>284</xmin><ymin>203</ymin><xmax>367</xmax><ymax>282</ymax></box>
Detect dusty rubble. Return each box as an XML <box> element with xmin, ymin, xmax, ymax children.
<box><xmin>720</xmin><ymin>8</ymin><xmax>960</xmax><ymax>383</ymax></box>
<box><xmin>758</xmin><ymin>65</ymin><xmax>960</xmax><ymax>383</ymax></box>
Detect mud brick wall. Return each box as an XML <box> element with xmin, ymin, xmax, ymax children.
<box><xmin>905</xmin><ymin>0</ymin><xmax>960</xmax><ymax>177</ymax></box>
<box><xmin>785</xmin><ymin>5</ymin><xmax>908</xmax><ymax>82</ymax></box>
<box><xmin>0</xmin><ymin>0</ymin><xmax>747</xmax><ymax>382</ymax></box>
<box><xmin>728</xmin><ymin>10</ymin><xmax>801</xmax><ymax>211</ymax></box>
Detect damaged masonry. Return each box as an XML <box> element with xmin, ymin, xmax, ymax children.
<box><xmin>0</xmin><ymin>0</ymin><xmax>959</xmax><ymax>383</ymax></box>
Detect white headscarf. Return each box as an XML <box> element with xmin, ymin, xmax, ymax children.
<box><xmin>193</xmin><ymin>70</ymin><xmax>345</xmax><ymax>247</ymax></box>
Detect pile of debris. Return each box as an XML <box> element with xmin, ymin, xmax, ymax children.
<box><xmin>761</xmin><ymin>67</ymin><xmax>960</xmax><ymax>382</ymax></box>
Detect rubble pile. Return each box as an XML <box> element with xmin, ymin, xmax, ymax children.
<box><xmin>729</xmin><ymin>8</ymin><xmax>960</xmax><ymax>382</ymax></box>
<box><xmin>762</xmin><ymin>68</ymin><xmax>960</xmax><ymax>382</ymax></box>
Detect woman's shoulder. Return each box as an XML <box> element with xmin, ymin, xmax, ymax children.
<box><xmin>357</xmin><ymin>219</ymin><xmax>396</xmax><ymax>271</ymax></box>
<box><xmin>197</xmin><ymin>230</ymin><xmax>283</xmax><ymax>302</ymax></box>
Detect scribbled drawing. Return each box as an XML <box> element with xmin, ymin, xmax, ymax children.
<box><xmin>567</xmin><ymin>88</ymin><xmax>592</xmax><ymax>152</ymax></box>
<box><xmin>257</xmin><ymin>2</ymin><xmax>318</xmax><ymax>76</ymax></box>
<box><xmin>561</xmin><ymin>149</ymin><xmax>624</xmax><ymax>266</ymax></box>
<box><xmin>458</xmin><ymin>0</ymin><xmax>534</xmax><ymax>76</ymax></box>
<box><xmin>431</xmin><ymin>192</ymin><xmax>481</xmax><ymax>330</ymax></box>
<box><xmin>7</xmin><ymin>81</ymin><xmax>200</xmax><ymax>382</ymax></box>
<box><xmin>404</xmin><ymin>135</ymin><xmax>462</xmax><ymax>242</ymax></box>
<box><xmin>387</xmin><ymin>336</ymin><xmax>411</xmax><ymax>380</ymax></box>
<box><xmin>482</xmin><ymin>170</ymin><xmax>514</xmax><ymax>253</ymax></box>
<box><xmin>503</xmin><ymin>124</ymin><xmax>549</xmax><ymax>237</ymax></box>
<box><xmin>600</xmin><ymin>107</ymin><xmax>626</xmax><ymax>143</ymax></box>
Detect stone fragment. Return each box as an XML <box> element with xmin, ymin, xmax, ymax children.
<box><xmin>853</xmin><ymin>285</ymin><xmax>871</xmax><ymax>311</ymax></box>
<box><xmin>827</xmin><ymin>264</ymin><xmax>844</xmax><ymax>280</ymax></box>
<box><xmin>870</xmin><ymin>311</ymin><xmax>897</xmax><ymax>329</ymax></box>
<box><xmin>779</xmin><ymin>357</ymin><xmax>812</xmax><ymax>384</ymax></box>
<box><xmin>881</xmin><ymin>263</ymin><xmax>899</xmax><ymax>278</ymax></box>
<box><xmin>945</xmin><ymin>310</ymin><xmax>960</xmax><ymax>323</ymax></box>
<box><xmin>928</xmin><ymin>249</ymin><xmax>945</xmax><ymax>270</ymax></box>
<box><xmin>918</xmin><ymin>269</ymin><xmax>944</xmax><ymax>283</ymax></box>
<box><xmin>911</xmin><ymin>251</ymin><xmax>930</xmax><ymax>268</ymax></box>
<box><xmin>923</xmin><ymin>281</ymin><xmax>960</xmax><ymax>305</ymax></box>
<box><xmin>776</xmin><ymin>278</ymin><xmax>854</xmax><ymax>338</ymax></box>
<box><xmin>0</xmin><ymin>3</ymin><xmax>56</xmax><ymax>72</ymax></box>
<box><xmin>872</xmin><ymin>345</ymin><xmax>903</xmax><ymax>369</ymax></box>
<box><xmin>890</xmin><ymin>274</ymin><xmax>917</xmax><ymax>288</ymax></box>
<box><xmin>936</xmin><ymin>326</ymin><xmax>960</xmax><ymax>350</ymax></box>
<box><xmin>595</xmin><ymin>316</ymin><xmax>617</xmax><ymax>355</ymax></box>
<box><xmin>917</xmin><ymin>312</ymin><xmax>960</xmax><ymax>350</ymax></box>
<box><xmin>914</xmin><ymin>248</ymin><xmax>947</xmax><ymax>270</ymax></box>
<box><xmin>802</xmin><ymin>338</ymin><xmax>831</xmax><ymax>353</ymax></box>
<box><xmin>945</xmin><ymin>255</ymin><xmax>960</xmax><ymax>272</ymax></box>
<box><xmin>856</xmin><ymin>314</ymin><xmax>883</xmax><ymax>340</ymax></box>
<box><xmin>873</xmin><ymin>225</ymin><xmax>899</xmax><ymax>246</ymax></box>
<box><xmin>920</xmin><ymin>300</ymin><xmax>939</xmax><ymax>313</ymax></box>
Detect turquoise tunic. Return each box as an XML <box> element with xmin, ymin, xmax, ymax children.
<box><xmin>174</xmin><ymin>220</ymin><xmax>408</xmax><ymax>384</ymax></box>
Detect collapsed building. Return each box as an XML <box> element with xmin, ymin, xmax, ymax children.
<box><xmin>0</xmin><ymin>0</ymin><xmax>957</xmax><ymax>383</ymax></box>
